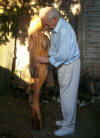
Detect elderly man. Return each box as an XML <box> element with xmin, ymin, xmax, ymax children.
<box><xmin>38</xmin><ymin>7</ymin><xmax>80</xmax><ymax>136</ymax></box>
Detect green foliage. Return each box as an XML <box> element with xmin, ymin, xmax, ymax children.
<box><xmin>0</xmin><ymin>0</ymin><xmax>32</xmax><ymax>44</ymax></box>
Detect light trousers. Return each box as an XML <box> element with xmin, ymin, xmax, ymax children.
<box><xmin>57</xmin><ymin>58</ymin><xmax>80</xmax><ymax>127</ymax></box>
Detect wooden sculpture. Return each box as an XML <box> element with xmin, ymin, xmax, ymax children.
<box><xmin>27</xmin><ymin>17</ymin><xmax>49</xmax><ymax>130</ymax></box>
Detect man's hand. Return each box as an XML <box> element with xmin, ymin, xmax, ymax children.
<box><xmin>37</xmin><ymin>56</ymin><xmax>49</xmax><ymax>64</ymax></box>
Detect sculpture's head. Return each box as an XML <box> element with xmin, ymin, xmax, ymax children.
<box><xmin>28</xmin><ymin>16</ymin><xmax>42</xmax><ymax>35</ymax></box>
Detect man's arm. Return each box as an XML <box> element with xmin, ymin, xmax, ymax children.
<box><xmin>38</xmin><ymin>56</ymin><xmax>50</xmax><ymax>64</ymax></box>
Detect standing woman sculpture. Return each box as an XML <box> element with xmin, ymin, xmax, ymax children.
<box><xmin>27</xmin><ymin>17</ymin><xmax>49</xmax><ymax>130</ymax></box>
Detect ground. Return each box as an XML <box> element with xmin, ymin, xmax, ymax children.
<box><xmin>0</xmin><ymin>95</ymin><xmax>100</xmax><ymax>138</ymax></box>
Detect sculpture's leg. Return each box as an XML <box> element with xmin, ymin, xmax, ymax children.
<box><xmin>30</xmin><ymin>67</ymin><xmax>48</xmax><ymax>130</ymax></box>
<box><xmin>31</xmin><ymin>80</ymin><xmax>42</xmax><ymax>130</ymax></box>
<box><xmin>31</xmin><ymin>101</ymin><xmax>42</xmax><ymax>130</ymax></box>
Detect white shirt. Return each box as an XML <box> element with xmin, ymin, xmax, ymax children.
<box><xmin>48</xmin><ymin>17</ymin><xmax>80</xmax><ymax>67</ymax></box>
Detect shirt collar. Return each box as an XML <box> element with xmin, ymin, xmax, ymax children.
<box><xmin>53</xmin><ymin>17</ymin><xmax>62</xmax><ymax>33</ymax></box>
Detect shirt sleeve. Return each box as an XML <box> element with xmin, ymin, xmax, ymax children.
<box><xmin>49</xmin><ymin>30</ymin><xmax>70</xmax><ymax>67</ymax></box>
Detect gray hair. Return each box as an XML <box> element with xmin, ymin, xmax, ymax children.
<box><xmin>39</xmin><ymin>7</ymin><xmax>60</xmax><ymax>20</ymax></box>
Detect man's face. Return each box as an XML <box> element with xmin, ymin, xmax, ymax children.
<box><xmin>41</xmin><ymin>17</ymin><xmax>57</xmax><ymax>31</ymax></box>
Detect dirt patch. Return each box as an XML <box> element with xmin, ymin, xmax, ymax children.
<box><xmin>0</xmin><ymin>96</ymin><xmax>61</xmax><ymax>138</ymax></box>
<box><xmin>0</xmin><ymin>95</ymin><xmax>100</xmax><ymax>138</ymax></box>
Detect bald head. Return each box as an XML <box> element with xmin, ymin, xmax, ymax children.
<box><xmin>39</xmin><ymin>7</ymin><xmax>60</xmax><ymax>31</ymax></box>
<box><xmin>39</xmin><ymin>7</ymin><xmax>60</xmax><ymax>20</ymax></box>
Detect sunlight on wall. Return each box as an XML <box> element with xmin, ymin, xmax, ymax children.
<box><xmin>15</xmin><ymin>37</ymin><xmax>35</xmax><ymax>84</ymax></box>
<box><xmin>15</xmin><ymin>40</ymin><xmax>34</xmax><ymax>84</ymax></box>
<box><xmin>15</xmin><ymin>38</ymin><xmax>31</xmax><ymax>83</ymax></box>
<box><xmin>0</xmin><ymin>33</ymin><xmax>15</xmax><ymax>70</ymax></box>
<box><xmin>16</xmin><ymin>39</ymin><xmax>29</xmax><ymax>70</ymax></box>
